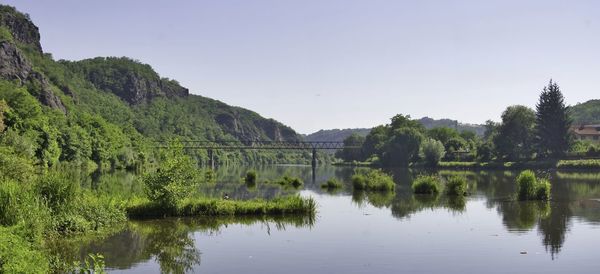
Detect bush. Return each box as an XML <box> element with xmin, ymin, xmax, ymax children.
<box><xmin>0</xmin><ymin>180</ymin><xmax>51</xmax><ymax>243</ymax></box>
<box><xmin>516</xmin><ymin>170</ymin><xmax>551</xmax><ymax>200</ymax></box>
<box><xmin>144</xmin><ymin>147</ymin><xmax>201</xmax><ymax>209</ymax></box>
<box><xmin>421</xmin><ymin>138</ymin><xmax>445</xmax><ymax>167</ymax></box>
<box><xmin>445</xmin><ymin>176</ymin><xmax>468</xmax><ymax>196</ymax></box>
<box><xmin>351</xmin><ymin>169</ymin><xmax>395</xmax><ymax>191</ymax></box>
<box><xmin>412</xmin><ymin>175</ymin><xmax>441</xmax><ymax>194</ymax></box>
<box><xmin>0</xmin><ymin>228</ymin><xmax>49</xmax><ymax>273</ymax></box>
<box><xmin>245</xmin><ymin>170</ymin><xmax>257</xmax><ymax>186</ymax></box>
<box><xmin>321</xmin><ymin>178</ymin><xmax>342</xmax><ymax>189</ymax></box>
<box><xmin>271</xmin><ymin>175</ymin><xmax>303</xmax><ymax>188</ymax></box>
<box><xmin>35</xmin><ymin>171</ymin><xmax>79</xmax><ymax>212</ymax></box>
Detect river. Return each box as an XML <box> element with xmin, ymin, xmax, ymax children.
<box><xmin>61</xmin><ymin>165</ymin><xmax>600</xmax><ymax>273</ymax></box>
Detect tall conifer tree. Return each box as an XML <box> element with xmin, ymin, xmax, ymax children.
<box><xmin>535</xmin><ymin>80</ymin><xmax>572</xmax><ymax>158</ymax></box>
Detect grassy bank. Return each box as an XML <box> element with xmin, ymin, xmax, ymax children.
<box><xmin>126</xmin><ymin>195</ymin><xmax>317</xmax><ymax>219</ymax></box>
<box><xmin>437</xmin><ymin>159</ymin><xmax>600</xmax><ymax>170</ymax></box>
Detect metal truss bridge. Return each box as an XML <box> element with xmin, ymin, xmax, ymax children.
<box><xmin>156</xmin><ymin>140</ymin><xmax>361</xmax><ymax>169</ymax></box>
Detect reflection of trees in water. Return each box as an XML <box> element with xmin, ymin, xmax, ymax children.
<box><xmin>59</xmin><ymin>215</ymin><xmax>315</xmax><ymax>273</ymax></box>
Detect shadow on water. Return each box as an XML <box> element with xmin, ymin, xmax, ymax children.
<box><xmin>51</xmin><ymin>215</ymin><xmax>315</xmax><ymax>272</ymax></box>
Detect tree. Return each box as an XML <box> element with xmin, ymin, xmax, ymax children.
<box><xmin>362</xmin><ymin>125</ymin><xmax>389</xmax><ymax>160</ymax></box>
<box><xmin>535</xmin><ymin>80</ymin><xmax>572</xmax><ymax>158</ymax></box>
<box><xmin>494</xmin><ymin>105</ymin><xmax>536</xmax><ymax>161</ymax></box>
<box><xmin>382</xmin><ymin>127</ymin><xmax>424</xmax><ymax>166</ymax></box>
<box><xmin>336</xmin><ymin>133</ymin><xmax>366</xmax><ymax>162</ymax></box>
<box><xmin>421</xmin><ymin>138</ymin><xmax>445</xmax><ymax>167</ymax></box>
<box><xmin>427</xmin><ymin>127</ymin><xmax>460</xmax><ymax>145</ymax></box>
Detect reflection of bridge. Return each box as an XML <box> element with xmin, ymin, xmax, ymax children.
<box><xmin>156</xmin><ymin>140</ymin><xmax>361</xmax><ymax>170</ymax></box>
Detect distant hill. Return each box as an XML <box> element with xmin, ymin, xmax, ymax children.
<box><xmin>304</xmin><ymin>128</ymin><xmax>371</xmax><ymax>142</ymax></box>
<box><xmin>571</xmin><ymin>100</ymin><xmax>600</xmax><ymax>125</ymax></box>
<box><xmin>417</xmin><ymin>117</ymin><xmax>485</xmax><ymax>136</ymax></box>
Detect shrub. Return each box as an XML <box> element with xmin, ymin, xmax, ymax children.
<box><xmin>412</xmin><ymin>175</ymin><xmax>441</xmax><ymax>194</ymax></box>
<box><xmin>245</xmin><ymin>170</ymin><xmax>257</xmax><ymax>186</ymax></box>
<box><xmin>271</xmin><ymin>175</ymin><xmax>303</xmax><ymax>188</ymax></box>
<box><xmin>0</xmin><ymin>180</ymin><xmax>51</xmax><ymax>243</ymax></box>
<box><xmin>0</xmin><ymin>228</ymin><xmax>49</xmax><ymax>273</ymax></box>
<box><xmin>445</xmin><ymin>176</ymin><xmax>468</xmax><ymax>196</ymax></box>
<box><xmin>351</xmin><ymin>169</ymin><xmax>395</xmax><ymax>191</ymax></box>
<box><xmin>516</xmin><ymin>170</ymin><xmax>551</xmax><ymax>200</ymax></box>
<box><xmin>421</xmin><ymin>138</ymin><xmax>445</xmax><ymax>167</ymax></box>
<box><xmin>321</xmin><ymin>178</ymin><xmax>342</xmax><ymax>189</ymax></box>
<box><xmin>144</xmin><ymin>147</ymin><xmax>201</xmax><ymax>209</ymax></box>
<box><xmin>34</xmin><ymin>171</ymin><xmax>79</xmax><ymax>212</ymax></box>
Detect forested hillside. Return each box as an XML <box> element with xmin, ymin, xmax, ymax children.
<box><xmin>571</xmin><ymin>100</ymin><xmax>600</xmax><ymax>125</ymax></box>
<box><xmin>0</xmin><ymin>5</ymin><xmax>308</xmax><ymax>170</ymax></box>
<box><xmin>304</xmin><ymin>128</ymin><xmax>371</xmax><ymax>142</ymax></box>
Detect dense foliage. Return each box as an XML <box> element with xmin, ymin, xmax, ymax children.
<box><xmin>351</xmin><ymin>169</ymin><xmax>395</xmax><ymax>191</ymax></box>
<box><xmin>535</xmin><ymin>80</ymin><xmax>572</xmax><ymax>158</ymax></box>
<box><xmin>411</xmin><ymin>176</ymin><xmax>442</xmax><ymax>194</ymax></box>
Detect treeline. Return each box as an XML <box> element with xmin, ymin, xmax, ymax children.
<box><xmin>338</xmin><ymin>80</ymin><xmax>589</xmax><ymax>166</ymax></box>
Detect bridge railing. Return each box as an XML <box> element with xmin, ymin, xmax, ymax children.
<box><xmin>154</xmin><ymin>140</ymin><xmax>361</xmax><ymax>150</ymax></box>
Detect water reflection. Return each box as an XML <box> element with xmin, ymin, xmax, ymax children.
<box><xmin>76</xmin><ymin>166</ymin><xmax>600</xmax><ymax>268</ymax></box>
<box><xmin>66</xmin><ymin>215</ymin><xmax>315</xmax><ymax>272</ymax></box>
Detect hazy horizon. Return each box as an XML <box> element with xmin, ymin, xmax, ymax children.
<box><xmin>4</xmin><ymin>0</ymin><xmax>599</xmax><ymax>134</ymax></box>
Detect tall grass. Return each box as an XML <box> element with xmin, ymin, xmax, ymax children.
<box><xmin>516</xmin><ymin>170</ymin><xmax>551</xmax><ymax>200</ymax></box>
<box><xmin>411</xmin><ymin>175</ymin><xmax>441</xmax><ymax>194</ymax></box>
<box><xmin>126</xmin><ymin>195</ymin><xmax>317</xmax><ymax>218</ymax></box>
<box><xmin>321</xmin><ymin>178</ymin><xmax>343</xmax><ymax>189</ymax></box>
<box><xmin>351</xmin><ymin>169</ymin><xmax>395</xmax><ymax>191</ymax></box>
<box><xmin>445</xmin><ymin>176</ymin><xmax>468</xmax><ymax>196</ymax></box>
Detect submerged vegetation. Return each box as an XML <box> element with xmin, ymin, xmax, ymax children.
<box><xmin>351</xmin><ymin>169</ymin><xmax>395</xmax><ymax>191</ymax></box>
<box><xmin>516</xmin><ymin>170</ymin><xmax>551</xmax><ymax>200</ymax></box>
<box><xmin>411</xmin><ymin>175</ymin><xmax>442</xmax><ymax>194</ymax></box>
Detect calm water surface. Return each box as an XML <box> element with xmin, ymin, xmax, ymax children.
<box><xmin>70</xmin><ymin>166</ymin><xmax>600</xmax><ymax>273</ymax></box>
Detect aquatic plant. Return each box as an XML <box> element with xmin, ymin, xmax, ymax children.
<box><xmin>321</xmin><ymin>178</ymin><xmax>342</xmax><ymax>189</ymax></box>
<box><xmin>445</xmin><ymin>176</ymin><xmax>468</xmax><ymax>196</ymax></box>
<box><xmin>411</xmin><ymin>175</ymin><xmax>441</xmax><ymax>194</ymax></box>
<box><xmin>245</xmin><ymin>170</ymin><xmax>257</xmax><ymax>186</ymax></box>
<box><xmin>516</xmin><ymin>170</ymin><xmax>551</xmax><ymax>200</ymax></box>
<box><xmin>126</xmin><ymin>195</ymin><xmax>317</xmax><ymax>218</ymax></box>
<box><xmin>351</xmin><ymin>169</ymin><xmax>395</xmax><ymax>191</ymax></box>
<box><xmin>270</xmin><ymin>175</ymin><xmax>303</xmax><ymax>188</ymax></box>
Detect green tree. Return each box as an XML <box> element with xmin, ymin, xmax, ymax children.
<box><xmin>336</xmin><ymin>133</ymin><xmax>366</xmax><ymax>162</ymax></box>
<box><xmin>382</xmin><ymin>127</ymin><xmax>424</xmax><ymax>166</ymax></box>
<box><xmin>427</xmin><ymin>127</ymin><xmax>460</xmax><ymax>145</ymax></box>
<box><xmin>494</xmin><ymin>105</ymin><xmax>536</xmax><ymax>161</ymax></box>
<box><xmin>144</xmin><ymin>145</ymin><xmax>202</xmax><ymax>209</ymax></box>
<box><xmin>535</xmin><ymin>80</ymin><xmax>572</xmax><ymax>158</ymax></box>
<box><xmin>420</xmin><ymin>138</ymin><xmax>445</xmax><ymax>167</ymax></box>
<box><xmin>362</xmin><ymin>125</ymin><xmax>388</xmax><ymax>160</ymax></box>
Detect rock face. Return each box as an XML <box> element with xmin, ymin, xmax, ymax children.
<box><xmin>66</xmin><ymin>57</ymin><xmax>189</xmax><ymax>105</ymax></box>
<box><xmin>0</xmin><ymin>41</ymin><xmax>65</xmax><ymax>112</ymax></box>
<box><xmin>0</xmin><ymin>5</ymin><xmax>42</xmax><ymax>53</ymax></box>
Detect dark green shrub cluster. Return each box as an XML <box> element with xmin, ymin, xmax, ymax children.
<box><xmin>321</xmin><ymin>178</ymin><xmax>342</xmax><ymax>189</ymax></box>
<box><xmin>351</xmin><ymin>169</ymin><xmax>395</xmax><ymax>191</ymax></box>
<box><xmin>245</xmin><ymin>170</ymin><xmax>257</xmax><ymax>186</ymax></box>
<box><xmin>267</xmin><ymin>175</ymin><xmax>303</xmax><ymax>188</ymax></box>
<box><xmin>516</xmin><ymin>170</ymin><xmax>551</xmax><ymax>200</ymax></box>
<box><xmin>411</xmin><ymin>175</ymin><xmax>441</xmax><ymax>194</ymax></box>
<box><xmin>445</xmin><ymin>176</ymin><xmax>468</xmax><ymax>196</ymax></box>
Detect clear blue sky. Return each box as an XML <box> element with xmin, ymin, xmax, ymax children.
<box><xmin>4</xmin><ymin>0</ymin><xmax>599</xmax><ymax>134</ymax></box>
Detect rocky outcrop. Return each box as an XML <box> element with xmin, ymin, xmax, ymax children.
<box><xmin>0</xmin><ymin>5</ymin><xmax>42</xmax><ymax>53</ymax></box>
<box><xmin>67</xmin><ymin>57</ymin><xmax>189</xmax><ymax>105</ymax></box>
<box><xmin>0</xmin><ymin>41</ymin><xmax>65</xmax><ymax>112</ymax></box>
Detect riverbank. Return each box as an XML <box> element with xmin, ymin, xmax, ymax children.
<box><xmin>334</xmin><ymin>159</ymin><xmax>600</xmax><ymax>170</ymax></box>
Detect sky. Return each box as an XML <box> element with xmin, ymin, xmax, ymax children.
<box><xmin>3</xmin><ymin>0</ymin><xmax>600</xmax><ymax>134</ymax></box>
